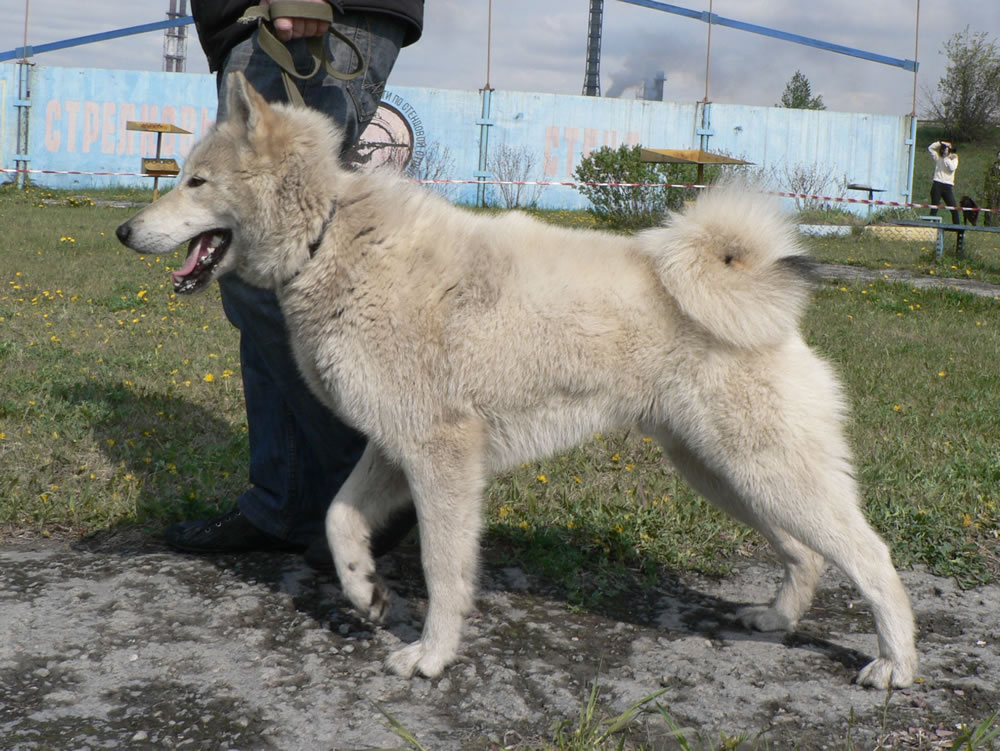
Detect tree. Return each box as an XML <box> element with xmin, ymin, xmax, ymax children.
<box><xmin>927</xmin><ymin>28</ymin><xmax>1000</xmax><ymax>142</ymax></box>
<box><xmin>777</xmin><ymin>71</ymin><xmax>826</xmax><ymax>110</ymax></box>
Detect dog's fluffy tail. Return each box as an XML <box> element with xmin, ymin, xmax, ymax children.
<box><xmin>639</xmin><ymin>183</ymin><xmax>816</xmax><ymax>350</ymax></box>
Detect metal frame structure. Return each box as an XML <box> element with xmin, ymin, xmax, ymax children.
<box><xmin>583</xmin><ymin>0</ymin><xmax>604</xmax><ymax>96</ymax></box>
<box><xmin>163</xmin><ymin>0</ymin><xmax>188</xmax><ymax>73</ymax></box>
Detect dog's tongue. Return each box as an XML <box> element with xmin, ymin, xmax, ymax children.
<box><xmin>173</xmin><ymin>234</ymin><xmax>213</xmax><ymax>282</ymax></box>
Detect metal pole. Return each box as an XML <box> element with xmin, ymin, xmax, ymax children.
<box><xmin>475</xmin><ymin>87</ymin><xmax>492</xmax><ymax>208</ymax></box>
<box><xmin>21</xmin><ymin>0</ymin><xmax>30</xmax><ymax>61</ymax></box>
<box><xmin>702</xmin><ymin>0</ymin><xmax>712</xmax><ymax>102</ymax></box>
<box><xmin>911</xmin><ymin>0</ymin><xmax>919</xmax><ymax>116</ymax></box>
<box><xmin>485</xmin><ymin>0</ymin><xmax>492</xmax><ymax>90</ymax></box>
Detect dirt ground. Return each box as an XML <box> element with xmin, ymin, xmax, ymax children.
<box><xmin>2</xmin><ymin>529</ymin><xmax>998</xmax><ymax>751</ymax></box>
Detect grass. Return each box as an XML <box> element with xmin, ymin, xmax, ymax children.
<box><xmin>0</xmin><ymin>183</ymin><xmax>250</xmax><ymax>534</ymax></box>
<box><xmin>1</xmin><ymin>181</ymin><xmax>998</xmax><ymax>585</ymax></box>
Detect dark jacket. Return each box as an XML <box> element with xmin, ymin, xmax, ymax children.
<box><xmin>191</xmin><ymin>0</ymin><xmax>424</xmax><ymax>72</ymax></box>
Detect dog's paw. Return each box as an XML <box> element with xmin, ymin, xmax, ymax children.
<box><xmin>385</xmin><ymin>641</ymin><xmax>453</xmax><ymax>679</ymax></box>
<box><xmin>856</xmin><ymin>657</ymin><xmax>915</xmax><ymax>689</ymax></box>
<box><xmin>735</xmin><ymin>605</ymin><xmax>794</xmax><ymax>632</ymax></box>
<box><xmin>342</xmin><ymin>571</ymin><xmax>392</xmax><ymax>623</ymax></box>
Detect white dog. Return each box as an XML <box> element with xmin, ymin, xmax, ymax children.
<box><xmin>117</xmin><ymin>72</ymin><xmax>917</xmax><ymax>688</ymax></box>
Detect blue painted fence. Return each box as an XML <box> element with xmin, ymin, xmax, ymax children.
<box><xmin>1</xmin><ymin>64</ymin><xmax>916</xmax><ymax>212</ymax></box>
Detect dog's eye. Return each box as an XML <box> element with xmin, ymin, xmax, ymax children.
<box><xmin>186</xmin><ymin>176</ymin><xmax>206</xmax><ymax>188</ymax></box>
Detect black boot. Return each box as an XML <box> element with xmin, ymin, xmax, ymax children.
<box><xmin>163</xmin><ymin>507</ymin><xmax>305</xmax><ymax>554</ymax></box>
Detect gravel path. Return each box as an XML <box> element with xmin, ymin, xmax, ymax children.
<box><xmin>2</xmin><ymin>531</ymin><xmax>998</xmax><ymax>750</ymax></box>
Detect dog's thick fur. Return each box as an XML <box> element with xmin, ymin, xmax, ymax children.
<box><xmin>117</xmin><ymin>73</ymin><xmax>917</xmax><ymax>688</ymax></box>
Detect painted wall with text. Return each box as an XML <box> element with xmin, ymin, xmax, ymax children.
<box><xmin>1</xmin><ymin>65</ymin><xmax>914</xmax><ymax>211</ymax></box>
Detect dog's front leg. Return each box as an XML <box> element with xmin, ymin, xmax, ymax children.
<box><xmin>327</xmin><ymin>444</ymin><xmax>411</xmax><ymax>622</ymax></box>
<box><xmin>386</xmin><ymin>421</ymin><xmax>487</xmax><ymax>678</ymax></box>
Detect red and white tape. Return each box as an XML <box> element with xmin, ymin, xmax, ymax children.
<box><xmin>2</xmin><ymin>167</ymin><xmax>158</xmax><ymax>178</ymax></box>
<box><xmin>1</xmin><ymin>167</ymin><xmax>994</xmax><ymax>214</ymax></box>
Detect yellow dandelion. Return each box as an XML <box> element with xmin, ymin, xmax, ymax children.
<box><xmin>203</xmin><ymin>373</ymin><xmax>215</xmax><ymax>383</ymax></box>
<box><xmin>537</xmin><ymin>474</ymin><xmax>547</xmax><ymax>484</ymax></box>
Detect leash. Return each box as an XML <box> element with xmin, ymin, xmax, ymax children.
<box><xmin>239</xmin><ymin>1</ymin><xmax>367</xmax><ymax>108</ymax></box>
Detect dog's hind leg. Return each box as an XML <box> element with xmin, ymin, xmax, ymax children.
<box><xmin>657</xmin><ymin>431</ymin><xmax>916</xmax><ymax>689</ymax></box>
<box><xmin>657</xmin><ymin>436</ymin><xmax>824</xmax><ymax>631</ymax></box>
<box><xmin>385</xmin><ymin>418</ymin><xmax>488</xmax><ymax>679</ymax></box>
<box><xmin>327</xmin><ymin>443</ymin><xmax>412</xmax><ymax>623</ymax></box>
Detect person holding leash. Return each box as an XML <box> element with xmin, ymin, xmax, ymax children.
<box><xmin>928</xmin><ymin>140</ymin><xmax>961</xmax><ymax>224</ymax></box>
<box><xmin>164</xmin><ymin>0</ymin><xmax>422</xmax><ymax>566</ymax></box>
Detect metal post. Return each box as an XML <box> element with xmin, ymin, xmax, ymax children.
<box><xmin>903</xmin><ymin>114</ymin><xmax>917</xmax><ymax>204</ymax></box>
<box><xmin>14</xmin><ymin>61</ymin><xmax>32</xmax><ymax>189</ymax></box>
<box><xmin>911</xmin><ymin>0</ymin><xmax>920</xmax><ymax>116</ymax></box>
<box><xmin>702</xmin><ymin>0</ymin><xmax>713</xmax><ymax>103</ymax></box>
<box><xmin>153</xmin><ymin>132</ymin><xmax>164</xmax><ymax>200</ymax></box>
<box><xmin>475</xmin><ymin>87</ymin><xmax>493</xmax><ymax>208</ymax></box>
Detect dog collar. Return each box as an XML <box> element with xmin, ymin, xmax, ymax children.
<box><xmin>308</xmin><ymin>200</ymin><xmax>337</xmax><ymax>258</ymax></box>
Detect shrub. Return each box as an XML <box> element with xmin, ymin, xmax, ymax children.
<box><xmin>573</xmin><ymin>144</ymin><xmax>696</xmax><ymax>229</ymax></box>
<box><xmin>487</xmin><ymin>142</ymin><xmax>544</xmax><ymax>209</ymax></box>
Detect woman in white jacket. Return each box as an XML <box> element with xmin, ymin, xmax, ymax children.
<box><xmin>928</xmin><ymin>140</ymin><xmax>960</xmax><ymax>224</ymax></box>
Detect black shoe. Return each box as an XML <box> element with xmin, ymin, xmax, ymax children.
<box><xmin>162</xmin><ymin>507</ymin><xmax>305</xmax><ymax>554</ymax></box>
<box><xmin>303</xmin><ymin>506</ymin><xmax>419</xmax><ymax>571</ymax></box>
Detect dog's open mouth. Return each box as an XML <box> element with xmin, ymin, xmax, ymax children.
<box><xmin>172</xmin><ymin>230</ymin><xmax>232</xmax><ymax>294</ymax></box>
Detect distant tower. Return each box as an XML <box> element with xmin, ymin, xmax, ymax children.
<box><xmin>644</xmin><ymin>71</ymin><xmax>666</xmax><ymax>101</ymax></box>
<box><xmin>583</xmin><ymin>0</ymin><xmax>603</xmax><ymax>96</ymax></box>
<box><xmin>163</xmin><ymin>0</ymin><xmax>188</xmax><ymax>72</ymax></box>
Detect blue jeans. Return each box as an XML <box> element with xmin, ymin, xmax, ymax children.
<box><xmin>216</xmin><ymin>13</ymin><xmax>406</xmax><ymax>544</ymax></box>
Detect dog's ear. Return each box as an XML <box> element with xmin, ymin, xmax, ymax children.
<box><xmin>224</xmin><ymin>71</ymin><xmax>270</xmax><ymax>133</ymax></box>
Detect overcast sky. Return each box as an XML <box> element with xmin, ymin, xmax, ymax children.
<box><xmin>1</xmin><ymin>0</ymin><xmax>996</xmax><ymax>117</ymax></box>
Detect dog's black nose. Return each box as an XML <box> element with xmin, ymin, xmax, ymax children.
<box><xmin>115</xmin><ymin>222</ymin><xmax>131</xmax><ymax>245</ymax></box>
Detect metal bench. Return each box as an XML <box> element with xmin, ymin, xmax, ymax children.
<box><xmin>890</xmin><ymin>217</ymin><xmax>1000</xmax><ymax>259</ymax></box>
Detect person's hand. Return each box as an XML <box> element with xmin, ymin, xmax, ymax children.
<box><xmin>263</xmin><ymin>0</ymin><xmax>331</xmax><ymax>41</ymax></box>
